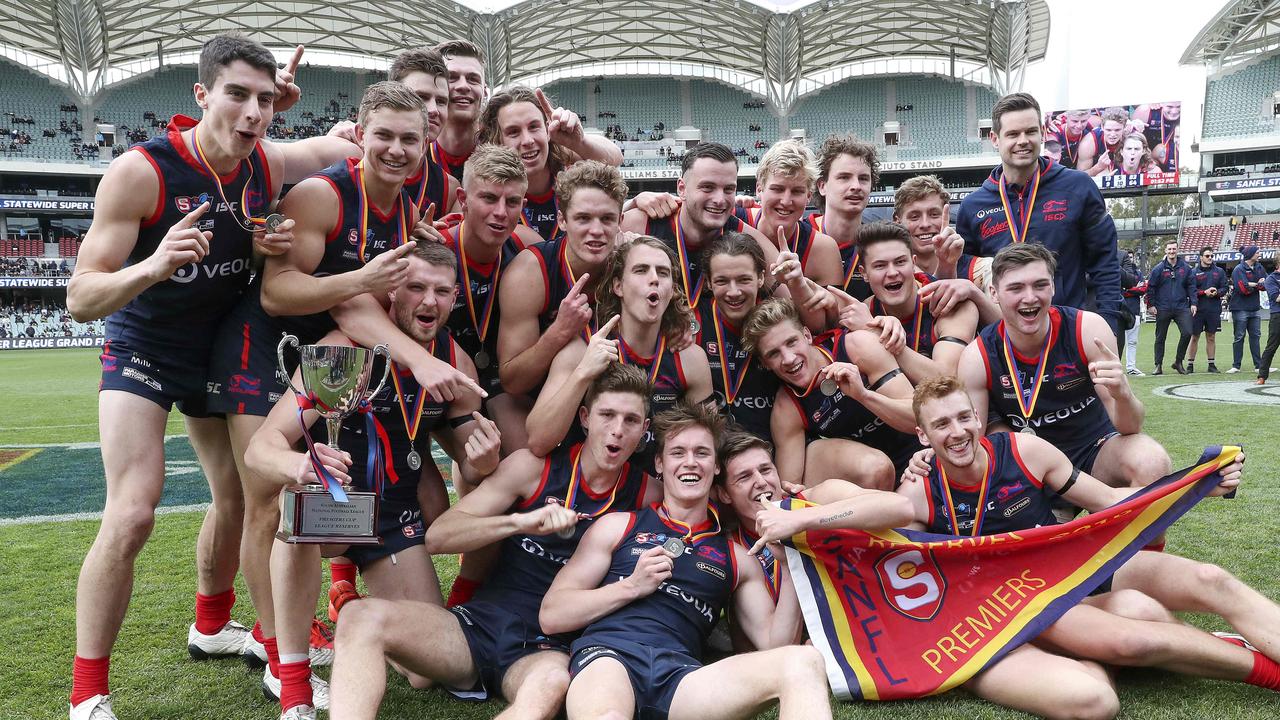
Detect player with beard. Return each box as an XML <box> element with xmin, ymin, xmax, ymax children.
<box><xmin>206</xmin><ymin>81</ymin><xmax>485</xmax><ymax>703</ymax></box>
<box><xmin>891</xmin><ymin>175</ymin><xmax>999</xmax><ymax>325</ymax></box>
<box><xmin>902</xmin><ymin>377</ymin><xmax>1280</xmax><ymax>712</ymax></box>
<box><xmin>621</xmin><ymin>142</ymin><xmax>779</xmax><ymax>311</ymax></box>
<box><xmin>742</xmin><ymin>297</ymin><xmax>920</xmax><ymax>491</ymax></box>
<box><xmin>713</xmin><ymin>431</ymin><xmax>914</xmax><ymax>651</ymax></box>
<box><xmin>1134</xmin><ymin>101</ymin><xmax>1180</xmax><ymax>173</ymax></box>
<box><xmin>64</xmin><ymin>34</ymin><xmax>358</xmax><ymax>720</ymax></box>
<box><xmin>499</xmin><ymin>161</ymin><xmax>626</xmax><ymax>396</ymax></box>
<box><xmin>1078</xmin><ymin>107</ymin><xmax>1129</xmax><ymax>176</ymax></box>
<box><xmin>245</xmin><ymin>244</ymin><xmax>498</xmax><ymax>720</ymax></box>
<box><xmin>480</xmin><ymin>86</ymin><xmax>623</xmax><ymax>242</ymax></box>
<box><xmin>542</xmin><ymin>402</ymin><xmax>833</xmax><ymax>720</ymax></box>
<box><xmin>737</xmin><ymin>140</ymin><xmax>843</xmax><ymax>287</ymax></box>
<box><xmin>1145</xmin><ymin>239</ymin><xmax>1196</xmax><ymax>375</ymax></box>
<box><xmin>858</xmin><ymin>222</ymin><xmax>978</xmax><ymax>382</ymax></box>
<box><xmin>439</xmin><ymin>144</ymin><xmax>543</xmax><ymax>455</ymax></box>
<box><xmin>327</xmin><ymin>364</ymin><xmax>658</xmax><ymax>720</ymax></box>
<box><xmin>957</xmin><ymin>243</ymin><xmax>1170</xmax><ymax>499</ymax></box>
<box><xmin>806</xmin><ymin>134</ymin><xmax>878</xmax><ymax>300</ymax></box>
<box><xmin>527</xmin><ymin>237</ymin><xmax>714</xmax><ymax>469</ymax></box>
<box><xmin>957</xmin><ymin>92</ymin><xmax>1123</xmax><ymax>333</ymax></box>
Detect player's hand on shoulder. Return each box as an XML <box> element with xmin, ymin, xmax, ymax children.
<box><xmin>866</xmin><ymin>315</ymin><xmax>906</xmax><ymax>356</ymax></box>
<box><xmin>901</xmin><ymin>447</ymin><xmax>935</xmax><ymax>486</ymax></box>
<box><xmin>625</xmin><ymin>545</ymin><xmax>674</xmax><ymax>597</ymax></box>
<box><xmin>294</xmin><ymin>443</ymin><xmax>352</xmax><ymax>488</ymax></box>
<box><xmin>150</xmin><ymin>201</ymin><xmax>213</xmax><ymax>282</ymax></box>
<box><xmin>631</xmin><ymin>192</ymin><xmax>681</xmax><ymax>219</ymax></box>
<box><xmin>919</xmin><ymin>278</ymin><xmax>974</xmax><ymax>317</ymax></box>
<box><xmin>327</xmin><ymin>120</ymin><xmax>358</xmax><ymax>144</ymax></box>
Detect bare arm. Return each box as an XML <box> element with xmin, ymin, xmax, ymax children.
<box><xmin>958</xmin><ymin>341</ymin><xmax>992</xmax><ymax>429</ymax></box>
<box><xmin>425</xmin><ymin>450</ymin><xmax>575</xmax><ymax>554</ymax></box>
<box><xmin>67</xmin><ymin>153</ymin><xmax>211</xmax><ymax>321</ymax></box>
<box><xmin>540</xmin><ymin>512</ymin><xmax>664</xmax><ymax>635</ymax></box>
<box><xmin>732</xmin><ymin>546</ymin><xmax>803</xmax><ymax>650</ymax></box>
<box><xmin>679</xmin><ymin>345</ymin><xmax>714</xmax><ymax>404</ymax></box>
<box><xmin>497</xmin><ymin>251</ymin><xmax>586</xmax><ymax>394</ymax></box>
<box><xmin>770</xmin><ymin>390</ymin><xmax>807</xmax><ymax>488</ymax></box>
<box><xmin>892</xmin><ymin>301</ymin><xmax>977</xmax><ymax>383</ymax></box>
<box><xmin>804</xmin><ymin>232</ymin><xmax>844</xmax><ymax>288</ymax></box>
<box><xmin>1079</xmin><ymin>311</ymin><xmax>1144</xmax><ymax>434</ymax></box>
<box><xmin>266</xmin><ymin>136</ymin><xmax>360</xmax><ymax>186</ymax></box>
<box><xmin>839</xmin><ymin>331</ymin><xmax>916</xmax><ymax>433</ymax></box>
<box><xmin>524</xmin><ymin>340</ymin><xmax>591</xmax><ymax>455</ymax></box>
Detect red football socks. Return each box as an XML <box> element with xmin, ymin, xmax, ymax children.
<box><xmin>330</xmin><ymin>560</ymin><xmax>357</xmax><ymax>587</ymax></box>
<box><xmin>278</xmin><ymin>659</ymin><xmax>313</xmax><ymax>711</ymax></box>
<box><xmin>194</xmin><ymin>588</ymin><xmax>235</xmax><ymax>635</ymax></box>
<box><xmin>263</xmin><ymin>636</ymin><xmax>281</xmax><ymax>679</ymax></box>
<box><xmin>446</xmin><ymin>576</ymin><xmax>481</xmax><ymax>608</ymax></box>
<box><xmin>1246</xmin><ymin>650</ymin><xmax>1280</xmax><ymax>691</ymax></box>
<box><xmin>70</xmin><ymin>655</ymin><xmax>110</xmax><ymax>706</ymax></box>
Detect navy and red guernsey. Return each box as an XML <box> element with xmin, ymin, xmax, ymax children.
<box><xmin>530</xmin><ymin>236</ymin><xmax>595</xmax><ymax>334</ymax></box>
<box><xmin>957</xmin><ymin>157</ymin><xmax>1121</xmax><ymax>329</ymax></box>
<box><xmin>107</xmin><ymin>115</ymin><xmax>269</xmax><ymax>355</ymax></box>
<box><xmin>693</xmin><ymin>303</ymin><xmax>777</xmax><ymax>442</ymax></box>
<box><xmin>404</xmin><ymin>149</ymin><xmax>448</xmax><ymax>219</ymax></box>
<box><xmin>807</xmin><ymin>213</ymin><xmax>872</xmax><ymax>300</ymax></box>
<box><xmin>522</xmin><ymin>188</ymin><xmax>561</xmax><ymax>241</ymax></box>
<box><xmin>1050</xmin><ymin>127</ymin><xmax>1084</xmax><ymax>168</ymax></box>
<box><xmin>430</xmin><ymin>140</ymin><xmax>468</xmax><ymax>183</ymax></box>
<box><xmin>577</xmin><ymin>504</ymin><xmax>736</xmax><ymax>656</ymax></box>
<box><xmin>784</xmin><ymin>331</ymin><xmax>923</xmax><ymax>470</ymax></box>
<box><xmin>976</xmin><ymin>305</ymin><xmax>1117</xmax><ymax>455</ymax></box>
<box><xmin>923</xmin><ymin>432</ymin><xmax>1059</xmax><ymax>536</ymax></box>
<box><xmin>646</xmin><ymin>213</ymin><xmax>746</xmax><ymax>309</ymax></box>
<box><xmin>868</xmin><ymin>294</ymin><xmax>939</xmax><ymax>358</ymax></box>
<box><xmin>471</xmin><ymin>443</ymin><xmax>650</xmax><ymax>625</ymax></box>
<box><xmin>443</xmin><ymin>224</ymin><xmax>533</xmax><ymax>395</ymax></box>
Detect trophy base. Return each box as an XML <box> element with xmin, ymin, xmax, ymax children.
<box><xmin>278</xmin><ymin>485</ymin><xmax>381</xmax><ymax>546</ymax></box>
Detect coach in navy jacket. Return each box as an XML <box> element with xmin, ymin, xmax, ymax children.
<box><xmin>1259</xmin><ymin>266</ymin><xmax>1280</xmax><ymax>382</ymax></box>
<box><xmin>958</xmin><ymin>93</ymin><xmax>1121</xmax><ymax>333</ymax></box>
<box><xmin>1230</xmin><ymin>245</ymin><xmax>1267</xmax><ymax>372</ymax></box>
<box><xmin>1144</xmin><ymin>240</ymin><xmax>1195</xmax><ymax>373</ymax></box>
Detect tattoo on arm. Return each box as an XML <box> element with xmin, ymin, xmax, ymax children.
<box><xmin>818</xmin><ymin>509</ymin><xmax>856</xmax><ymax>525</ymax></box>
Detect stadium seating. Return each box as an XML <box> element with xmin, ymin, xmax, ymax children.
<box><xmin>1235</xmin><ymin>220</ymin><xmax>1280</xmax><ymax>250</ymax></box>
<box><xmin>1177</xmin><ymin>222</ymin><xmax>1225</xmax><ymax>253</ymax></box>
<box><xmin>1203</xmin><ymin>53</ymin><xmax>1280</xmax><ymax>139</ymax></box>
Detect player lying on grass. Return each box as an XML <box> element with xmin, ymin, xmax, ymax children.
<box><xmin>245</xmin><ymin>243</ymin><xmax>498</xmax><ymax>719</ymax></box>
<box><xmin>540</xmin><ymin>402</ymin><xmax>834</xmax><ymax>720</ymax></box>
<box><xmin>327</xmin><ymin>363</ymin><xmax>659</xmax><ymax>720</ymax></box>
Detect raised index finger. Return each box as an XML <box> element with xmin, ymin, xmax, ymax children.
<box><xmin>392</xmin><ymin>240</ymin><xmax>419</xmax><ymax>258</ymax></box>
<box><xmin>567</xmin><ymin>271</ymin><xmax>590</xmax><ymax>297</ymax></box>
<box><xmin>421</xmin><ymin>202</ymin><xmax>436</xmax><ymax>225</ymax></box>
<box><xmin>826</xmin><ymin>285</ymin><xmax>856</xmax><ymax>307</ymax></box>
<box><xmin>177</xmin><ymin>201</ymin><xmax>211</xmax><ymax>228</ymax></box>
<box><xmin>776</xmin><ymin>225</ymin><xmax>791</xmax><ymax>254</ymax></box>
<box><xmin>286</xmin><ymin>45</ymin><xmax>304</xmax><ymax>76</ymax></box>
<box><xmin>594</xmin><ymin>314</ymin><xmax>620</xmax><ymax>339</ymax></box>
<box><xmin>534</xmin><ymin>87</ymin><xmax>556</xmax><ymax>116</ymax></box>
<box><xmin>1092</xmin><ymin>336</ymin><xmax>1118</xmax><ymax>358</ymax></box>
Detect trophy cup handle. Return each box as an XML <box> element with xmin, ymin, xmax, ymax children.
<box><xmin>365</xmin><ymin>344</ymin><xmax>393</xmax><ymax>402</ymax></box>
<box><xmin>276</xmin><ymin>334</ymin><xmax>306</xmax><ymax>399</ymax></box>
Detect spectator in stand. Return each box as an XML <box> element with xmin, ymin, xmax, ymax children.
<box><xmin>1120</xmin><ymin>249</ymin><xmax>1146</xmax><ymax>375</ymax></box>
<box><xmin>1145</xmin><ymin>240</ymin><xmax>1195</xmax><ymax>374</ymax></box>
<box><xmin>1185</xmin><ymin>247</ymin><xmax>1228</xmax><ymax>373</ymax></box>
<box><xmin>1228</xmin><ymin>245</ymin><xmax>1268</xmax><ymax>374</ymax></box>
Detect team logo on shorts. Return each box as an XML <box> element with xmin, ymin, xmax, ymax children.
<box><xmin>875</xmin><ymin>549</ymin><xmax>946</xmax><ymax>621</ymax></box>
<box><xmin>228</xmin><ymin>374</ymin><xmax>262</xmax><ymax>396</ymax></box>
<box><xmin>402</xmin><ymin>521</ymin><xmax>424</xmax><ymax>538</ymax></box>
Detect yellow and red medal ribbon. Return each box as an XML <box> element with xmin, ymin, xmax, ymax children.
<box><xmin>458</xmin><ymin>222</ymin><xmax>500</xmax><ymax>344</ymax></box>
<box><xmin>191</xmin><ymin>124</ymin><xmax>265</xmax><ymax>231</ymax></box>
<box><xmin>660</xmin><ymin>503</ymin><xmax>722</xmax><ymax>545</ymax></box>
<box><xmin>939</xmin><ymin>444</ymin><xmax>994</xmax><ymax>536</ymax></box>
<box><xmin>711</xmin><ymin>299</ymin><xmax>752</xmax><ymax>404</ymax></box>
<box><xmin>1000</xmin><ymin>318</ymin><xmax>1055</xmax><ymax>422</ymax></box>
<box><xmin>619</xmin><ymin>335</ymin><xmax>667</xmax><ymax>385</ymax></box>
<box><xmin>354</xmin><ymin>161</ymin><xmax>410</xmax><ymax>264</ymax></box>
<box><xmin>389</xmin><ymin>356</ymin><xmax>431</xmax><ymax>484</ymax></box>
<box><xmin>563</xmin><ymin>444</ymin><xmax>625</xmax><ymax>519</ymax></box>
<box><xmin>674</xmin><ymin>217</ymin><xmax>705</xmax><ymax>309</ymax></box>
<box><xmin>996</xmin><ymin>162</ymin><xmax>1042</xmax><ymax>245</ymax></box>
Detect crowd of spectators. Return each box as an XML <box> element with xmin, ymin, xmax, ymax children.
<box><xmin>1</xmin><ymin>257</ymin><xmax>71</xmax><ymax>277</ymax></box>
<box><xmin>1205</xmin><ymin>166</ymin><xmax>1247</xmax><ymax>177</ymax></box>
<box><xmin>0</xmin><ymin>301</ymin><xmax>103</xmax><ymax>339</ymax></box>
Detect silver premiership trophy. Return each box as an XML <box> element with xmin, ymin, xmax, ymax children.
<box><xmin>275</xmin><ymin>335</ymin><xmax>391</xmax><ymax>545</ymax></box>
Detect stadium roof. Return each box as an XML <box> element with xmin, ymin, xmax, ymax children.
<box><xmin>1182</xmin><ymin>0</ymin><xmax>1280</xmax><ymax>74</ymax></box>
<box><xmin>0</xmin><ymin>0</ymin><xmax>1049</xmax><ymax>110</ymax></box>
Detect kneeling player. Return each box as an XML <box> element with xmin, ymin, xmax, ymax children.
<box><xmin>958</xmin><ymin>243</ymin><xmax>1170</xmax><ymax>496</ymax></box>
<box><xmin>905</xmin><ymin>377</ymin><xmax>1280</xmax><ymax>711</ymax></box>
<box><xmin>541</xmin><ymin>403</ymin><xmax>833</xmax><ymax>720</ymax></box>
<box><xmin>246</xmin><ymin>243</ymin><xmax>498</xmax><ymax>719</ymax></box>
<box><xmin>328</xmin><ymin>363</ymin><xmax>658</xmax><ymax>720</ymax></box>
<box><xmin>742</xmin><ymin>297</ymin><xmax>920</xmax><ymax>490</ymax></box>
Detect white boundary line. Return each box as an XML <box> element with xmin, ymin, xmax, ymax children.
<box><xmin>0</xmin><ymin>502</ymin><xmax>210</xmax><ymax>527</ymax></box>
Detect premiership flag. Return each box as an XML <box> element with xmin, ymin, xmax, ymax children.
<box><xmin>782</xmin><ymin>445</ymin><xmax>1240</xmax><ymax>701</ymax></box>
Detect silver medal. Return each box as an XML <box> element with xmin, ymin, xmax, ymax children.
<box><xmin>474</xmin><ymin>349</ymin><xmax>491</xmax><ymax>370</ymax></box>
<box><xmin>264</xmin><ymin>213</ymin><xmax>286</xmax><ymax>233</ymax></box>
<box><xmin>690</xmin><ymin>318</ymin><xmax>700</xmax><ymax>335</ymax></box>
<box><xmin>1019</xmin><ymin>426</ymin><xmax>1036</xmax><ymax>436</ymax></box>
<box><xmin>820</xmin><ymin>378</ymin><xmax>840</xmax><ymax>396</ymax></box>
<box><xmin>662</xmin><ymin>537</ymin><xmax>686</xmax><ymax>556</ymax></box>
<box><xmin>407</xmin><ymin>449</ymin><xmax>422</xmax><ymax>470</ymax></box>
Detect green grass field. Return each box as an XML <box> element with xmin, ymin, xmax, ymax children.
<box><xmin>1</xmin><ymin>333</ymin><xmax>1278</xmax><ymax>719</ymax></box>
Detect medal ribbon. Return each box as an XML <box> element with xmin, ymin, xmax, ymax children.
<box><xmin>794</xmin><ymin>345</ymin><xmax>836</xmax><ymax>398</ymax></box>
<box><xmin>390</xmin><ymin>359</ymin><xmax>430</xmax><ymax>484</ymax></box>
<box><xmin>938</xmin><ymin>446</ymin><xmax>994</xmax><ymax>536</ymax></box>
<box><xmin>674</xmin><ymin>218</ymin><xmax>705</xmax><ymax>309</ymax></box>
<box><xmin>458</xmin><ymin>223</ymin><xmax>500</xmax><ymax>343</ymax></box>
<box><xmin>563</xmin><ymin>444</ymin><xmax>626</xmax><ymax>519</ymax></box>
<box><xmin>659</xmin><ymin>502</ymin><xmax>722</xmax><ymax>545</ymax></box>
<box><xmin>843</xmin><ymin>248</ymin><xmax>861</xmax><ymax>289</ymax></box>
<box><xmin>559</xmin><ymin>241</ymin><xmax>597</xmax><ymax>343</ymax></box>
<box><xmin>354</xmin><ymin>161</ymin><xmax>411</xmax><ymax>264</ymax></box>
<box><xmin>870</xmin><ymin>294</ymin><xmax>925</xmax><ymax>352</ymax></box>
<box><xmin>711</xmin><ymin>299</ymin><xmax>752</xmax><ymax>404</ymax></box>
<box><xmin>191</xmin><ymin>124</ymin><xmax>265</xmax><ymax>232</ymax></box>
<box><xmin>735</xmin><ymin>527</ymin><xmax>781</xmax><ymax>600</ymax></box>
<box><xmin>996</xmin><ymin>162</ymin><xmax>1042</xmax><ymax>245</ymax></box>
<box><xmin>1000</xmin><ymin>317</ymin><xmax>1055</xmax><ymax>420</ymax></box>
<box><xmin>619</xmin><ymin>335</ymin><xmax>667</xmax><ymax>385</ymax></box>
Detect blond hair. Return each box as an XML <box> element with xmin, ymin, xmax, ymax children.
<box><xmin>756</xmin><ymin>140</ymin><xmax>817</xmax><ymax>192</ymax></box>
<box><xmin>358</xmin><ymin>81</ymin><xmax>429</xmax><ymax>131</ymax></box>
<box><xmin>911</xmin><ymin>376</ymin><xmax>968</xmax><ymax>423</ymax></box>
<box><xmin>740</xmin><ymin>297</ymin><xmax>803</xmax><ymax>355</ymax></box>
<box><xmin>462</xmin><ymin>144</ymin><xmax>527</xmax><ymax>191</ymax></box>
